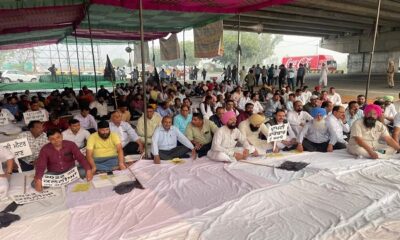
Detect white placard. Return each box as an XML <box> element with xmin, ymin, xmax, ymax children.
<box><xmin>42</xmin><ymin>167</ymin><xmax>80</xmax><ymax>187</ymax></box>
<box><xmin>267</xmin><ymin>124</ymin><xmax>288</xmax><ymax>142</ymax></box>
<box><xmin>11</xmin><ymin>190</ymin><xmax>57</xmax><ymax>204</ymax></box>
<box><xmin>0</xmin><ymin>112</ymin><xmax>9</xmax><ymax>126</ymax></box>
<box><xmin>0</xmin><ymin>138</ymin><xmax>32</xmax><ymax>158</ymax></box>
<box><xmin>23</xmin><ymin>109</ymin><xmax>48</xmax><ymax>124</ymax></box>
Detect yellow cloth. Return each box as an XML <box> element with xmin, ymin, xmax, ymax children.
<box><xmin>86</xmin><ymin>132</ymin><xmax>121</xmax><ymax>158</ymax></box>
<box><xmin>150</xmin><ymin>90</ymin><xmax>159</xmax><ymax>101</ymax></box>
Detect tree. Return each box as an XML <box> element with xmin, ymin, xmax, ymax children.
<box><xmin>215</xmin><ymin>31</ymin><xmax>283</xmax><ymax>67</ymax></box>
<box><xmin>112</xmin><ymin>58</ymin><xmax>127</xmax><ymax>67</ymax></box>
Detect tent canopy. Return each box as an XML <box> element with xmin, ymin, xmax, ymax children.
<box><xmin>0</xmin><ymin>0</ymin><xmax>293</xmax><ymax>49</ymax></box>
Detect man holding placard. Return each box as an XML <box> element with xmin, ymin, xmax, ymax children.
<box><xmin>266</xmin><ymin>109</ymin><xmax>297</xmax><ymax>152</ymax></box>
<box><xmin>0</xmin><ymin>102</ymin><xmax>21</xmax><ymax>135</ymax></box>
<box><xmin>34</xmin><ymin>129</ymin><xmax>92</xmax><ymax>192</ymax></box>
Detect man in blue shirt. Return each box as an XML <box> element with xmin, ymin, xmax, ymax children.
<box><xmin>151</xmin><ymin>116</ymin><xmax>195</xmax><ymax>164</ymax></box>
<box><xmin>173</xmin><ymin>105</ymin><xmax>192</xmax><ymax>134</ymax></box>
<box><xmin>156</xmin><ymin>101</ymin><xmax>173</xmax><ymax>117</ymax></box>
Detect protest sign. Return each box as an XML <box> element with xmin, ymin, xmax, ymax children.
<box><xmin>0</xmin><ymin>138</ymin><xmax>32</xmax><ymax>159</ymax></box>
<box><xmin>42</xmin><ymin>167</ymin><xmax>80</xmax><ymax>187</ymax></box>
<box><xmin>23</xmin><ymin>109</ymin><xmax>48</xmax><ymax>124</ymax></box>
<box><xmin>160</xmin><ymin>33</ymin><xmax>180</xmax><ymax>61</ymax></box>
<box><xmin>194</xmin><ymin>20</ymin><xmax>224</xmax><ymax>58</ymax></box>
<box><xmin>0</xmin><ymin>112</ymin><xmax>9</xmax><ymax>126</ymax></box>
<box><xmin>267</xmin><ymin>124</ymin><xmax>288</xmax><ymax>142</ymax></box>
<box><xmin>11</xmin><ymin>190</ymin><xmax>57</xmax><ymax>204</ymax></box>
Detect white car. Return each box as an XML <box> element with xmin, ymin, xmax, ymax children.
<box><xmin>0</xmin><ymin>70</ymin><xmax>38</xmax><ymax>83</ymax></box>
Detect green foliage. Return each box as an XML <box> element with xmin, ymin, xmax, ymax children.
<box><xmin>111</xmin><ymin>58</ymin><xmax>127</xmax><ymax>67</ymax></box>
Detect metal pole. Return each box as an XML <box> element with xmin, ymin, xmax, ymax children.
<box><xmin>365</xmin><ymin>0</ymin><xmax>382</xmax><ymax>99</ymax></box>
<box><xmin>236</xmin><ymin>14</ymin><xmax>241</xmax><ymax>85</ymax></box>
<box><xmin>183</xmin><ymin>29</ymin><xmax>186</xmax><ymax>83</ymax></box>
<box><xmin>65</xmin><ymin>37</ymin><xmax>74</xmax><ymax>89</ymax></box>
<box><xmin>152</xmin><ymin>40</ymin><xmax>156</xmax><ymax>67</ymax></box>
<box><xmin>87</xmin><ymin>5</ymin><xmax>98</xmax><ymax>93</ymax></box>
<box><xmin>56</xmin><ymin>43</ymin><xmax>64</xmax><ymax>87</ymax></box>
<box><xmin>74</xmin><ymin>30</ymin><xmax>82</xmax><ymax>89</ymax></box>
<box><xmin>139</xmin><ymin>0</ymin><xmax>148</xmax><ymax>157</ymax></box>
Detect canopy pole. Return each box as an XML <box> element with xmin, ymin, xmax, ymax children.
<box><xmin>87</xmin><ymin>6</ymin><xmax>98</xmax><ymax>93</ymax></box>
<box><xmin>236</xmin><ymin>14</ymin><xmax>241</xmax><ymax>85</ymax></box>
<box><xmin>74</xmin><ymin>30</ymin><xmax>82</xmax><ymax>89</ymax></box>
<box><xmin>49</xmin><ymin>45</ymin><xmax>53</xmax><ymax>65</ymax></box>
<box><xmin>128</xmin><ymin>42</ymin><xmax>133</xmax><ymax>72</ymax></box>
<box><xmin>152</xmin><ymin>40</ymin><xmax>156</xmax><ymax>67</ymax></box>
<box><xmin>139</xmin><ymin>0</ymin><xmax>148</xmax><ymax>157</ymax></box>
<box><xmin>56</xmin><ymin>43</ymin><xmax>64</xmax><ymax>87</ymax></box>
<box><xmin>365</xmin><ymin>0</ymin><xmax>382</xmax><ymax>100</ymax></box>
<box><xmin>65</xmin><ymin>37</ymin><xmax>74</xmax><ymax>89</ymax></box>
<box><xmin>183</xmin><ymin>29</ymin><xmax>186</xmax><ymax>83</ymax></box>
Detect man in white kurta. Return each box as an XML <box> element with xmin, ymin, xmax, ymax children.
<box><xmin>208</xmin><ymin>111</ymin><xmax>256</xmax><ymax>162</ymax></box>
<box><xmin>287</xmin><ymin>100</ymin><xmax>313</xmax><ymax>136</ymax></box>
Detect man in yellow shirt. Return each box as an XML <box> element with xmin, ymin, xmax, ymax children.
<box><xmin>117</xmin><ymin>102</ymin><xmax>131</xmax><ymax>122</ymax></box>
<box><xmin>136</xmin><ymin>105</ymin><xmax>162</xmax><ymax>144</ymax></box>
<box><xmin>86</xmin><ymin>121</ymin><xmax>126</xmax><ymax>173</ymax></box>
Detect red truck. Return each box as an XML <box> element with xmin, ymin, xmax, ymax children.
<box><xmin>282</xmin><ymin>55</ymin><xmax>338</xmax><ymax>73</ymax></box>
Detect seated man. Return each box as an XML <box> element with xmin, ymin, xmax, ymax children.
<box><xmin>25</xmin><ymin>101</ymin><xmax>50</xmax><ymax>120</ymax></box>
<box><xmin>208</xmin><ymin>111</ymin><xmax>257</xmax><ymax>162</ymax></box>
<box><xmin>151</xmin><ymin>116</ymin><xmax>195</xmax><ymax>163</ymax></box>
<box><xmin>236</xmin><ymin>102</ymin><xmax>254</xmax><ymax>126</ymax></box>
<box><xmin>17</xmin><ymin>120</ymin><xmax>48</xmax><ymax>171</ymax></box>
<box><xmin>297</xmin><ymin>107</ymin><xmax>345</xmax><ymax>153</ymax></box>
<box><xmin>0</xmin><ymin>102</ymin><xmax>21</xmax><ymax>135</ymax></box>
<box><xmin>326</xmin><ymin>106</ymin><xmax>349</xmax><ymax>148</ymax></box>
<box><xmin>348</xmin><ymin>104</ymin><xmax>400</xmax><ymax>159</ymax></box>
<box><xmin>173</xmin><ymin>105</ymin><xmax>192</xmax><ymax>134</ymax></box>
<box><xmin>345</xmin><ymin>101</ymin><xmax>364</xmax><ymax>128</ymax></box>
<box><xmin>109</xmin><ymin>111</ymin><xmax>144</xmax><ymax>155</ymax></box>
<box><xmin>86</xmin><ymin>121</ymin><xmax>126</xmax><ymax>173</ymax></box>
<box><xmin>186</xmin><ymin>113</ymin><xmax>218</xmax><ymax>158</ymax></box>
<box><xmin>43</xmin><ymin>114</ymin><xmax>69</xmax><ymax>133</ymax></box>
<box><xmin>62</xmin><ymin>119</ymin><xmax>90</xmax><ymax>149</ymax></box>
<box><xmin>239</xmin><ymin>113</ymin><xmax>270</xmax><ymax>154</ymax></box>
<box><xmin>33</xmin><ymin>129</ymin><xmax>92</xmax><ymax>192</ymax></box>
<box><xmin>89</xmin><ymin>96</ymin><xmax>109</xmax><ymax>120</ymax></box>
<box><xmin>74</xmin><ymin>107</ymin><xmax>97</xmax><ymax>133</ymax></box>
<box><xmin>209</xmin><ymin>107</ymin><xmax>225</xmax><ymax>128</ymax></box>
<box><xmin>0</xmin><ymin>146</ymin><xmax>15</xmax><ymax>198</ymax></box>
<box><xmin>265</xmin><ymin>109</ymin><xmax>297</xmax><ymax>152</ymax></box>
<box><xmin>156</xmin><ymin>101</ymin><xmax>173</xmax><ymax>117</ymax></box>
<box><xmin>287</xmin><ymin>100</ymin><xmax>313</xmax><ymax>136</ymax></box>
<box><xmin>117</xmin><ymin>102</ymin><xmax>131</xmax><ymax>122</ymax></box>
<box><xmin>136</xmin><ymin>105</ymin><xmax>162</xmax><ymax>144</ymax></box>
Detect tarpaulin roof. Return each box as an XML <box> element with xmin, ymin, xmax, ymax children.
<box><xmin>0</xmin><ymin>0</ymin><xmax>293</xmax><ymax>50</ymax></box>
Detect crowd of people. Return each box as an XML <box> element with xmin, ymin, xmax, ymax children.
<box><xmin>1</xmin><ymin>62</ymin><xmax>400</xmax><ymax>194</ymax></box>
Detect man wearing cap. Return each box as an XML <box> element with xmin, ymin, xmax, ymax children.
<box><xmin>297</xmin><ymin>107</ymin><xmax>345</xmax><ymax>152</ymax></box>
<box><xmin>287</xmin><ymin>100</ymin><xmax>313</xmax><ymax>136</ymax></box>
<box><xmin>239</xmin><ymin>113</ymin><xmax>270</xmax><ymax>153</ymax></box>
<box><xmin>348</xmin><ymin>104</ymin><xmax>400</xmax><ymax>159</ymax></box>
<box><xmin>303</xmin><ymin>95</ymin><xmax>319</xmax><ymax>114</ymax></box>
<box><xmin>151</xmin><ymin>116</ymin><xmax>195</xmax><ymax>163</ymax></box>
<box><xmin>208</xmin><ymin>111</ymin><xmax>257</xmax><ymax>162</ymax></box>
<box><xmin>86</xmin><ymin>121</ymin><xmax>126</xmax><ymax>173</ymax></box>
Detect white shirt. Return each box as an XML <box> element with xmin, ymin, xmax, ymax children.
<box><xmin>210</xmin><ymin>126</ymin><xmax>254</xmax><ymax>157</ymax></box>
<box><xmin>287</xmin><ymin>110</ymin><xmax>313</xmax><ymax>136</ymax></box>
<box><xmin>0</xmin><ymin>146</ymin><xmax>14</xmax><ymax>174</ymax></box>
<box><xmin>237</xmin><ymin>97</ymin><xmax>250</xmax><ymax>111</ymax></box>
<box><xmin>249</xmin><ymin>100</ymin><xmax>264</xmax><ymax>114</ymax></box>
<box><xmin>200</xmin><ymin>103</ymin><xmax>214</xmax><ymax>120</ymax></box>
<box><xmin>328</xmin><ymin>93</ymin><xmax>342</xmax><ymax>106</ymax></box>
<box><xmin>62</xmin><ymin>128</ymin><xmax>90</xmax><ymax>148</ymax></box>
<box><xmin>0</xmin><ymin>108</ymin><xmax>15</xmax><ymax>121</ymax></box>
<box><xmin>326</xmin><ymin>115</ymin><xmax>350</xmax><ymax>145</ymax></box>
<box><xmin>384</xmin><ymin>103</ymin><xmax>397</xmax><ymax>124</ymax></box>
<box><xmin>295</xmin><ymin>95</ymin><xmax>306</xmax><ymax>105</ymax></box>
<box><xmin>89</xmin><ymin>101</ymin><xmax>108</xmax><ymax>117</ymax></box>
<box><xmin>109</xmin><ymin>121</ymin><xmax>139</xmax><ymax>148</ymax></box>
<box><xmin>298</xmin><ymin>120</ymin><xmax>333</xmax><ymax>144</ymax></box>
<box><xmin>74</xmin><ymin>113</ymin><xmax>97</xmax><ymax>130</ymax></box>
<box><xmin>302</xmin><ymin>91</ymin><xmax>312</xmax><ymax>104</ymax></box>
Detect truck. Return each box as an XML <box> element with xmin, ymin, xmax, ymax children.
<box><xmin>282</xmin><ymin>55</ymin><xmax>338</xmax><ymax>73</ymax></box>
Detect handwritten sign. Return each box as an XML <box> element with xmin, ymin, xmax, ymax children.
<box><xmin>0</xmin><ymin>112</ymin><xmax>9</xmax><ymax>126</ymax></box>
<box><xmin>11</xmin><ymin>190</ymin><xmax>57</xmax><ymax>204</ymax></box>
<box><xmin>23</xmin><ymin>109</ymin><xmax>48</xmax><ymax>124</ymax></box>
<box><xmin>42</xmin><ymin>167</ymin><xmax>80</xmax><ymax>187</ymax></box>
<box><xmin>0</xmin><ymin>138</ymin><xmax>32</xmax><ymax>158</ymax></box>
<box><xmin>267</xmin><ymin>124</ymin><xmax>288</xmax><ymax>142</ymax></box>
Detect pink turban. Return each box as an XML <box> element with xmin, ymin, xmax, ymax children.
<box><xmin>364</xmin><ymin>104</ymin><xmax>383</xmax><ymax>117</ymax></box>
<box><xmin>221</xmin><ymin>111</ymin><xmax>236</xmax><ymax>125</ymax></box>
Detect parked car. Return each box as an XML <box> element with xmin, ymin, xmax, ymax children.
<box><xmin>0</xmin><ymin>70</ymin><xmax>38</xmax><ymax>83</ymax></box>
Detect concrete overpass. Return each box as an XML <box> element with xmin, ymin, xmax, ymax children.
<box><xmin>223</xmin><ymin>0</ymin><xmax>400</xmax><ymax>73</ymax></box>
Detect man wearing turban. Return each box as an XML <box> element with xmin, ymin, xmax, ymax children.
<box><xmin>347</xmin><ymin>104</ymin><xmax>400</xmax><ymax>159</ymax></box>
<box><xmin>383</xmin><ymin>95</ymin><xmax>397</xmax><ymax>125</ymax></box>
<box><xmin>238</xmin><ymin>113</ymin><xmax>270</xmax><ymax>153</ymax></box>
<box><xmin>207</xmin><ymin>111</ymin><xmax>257</xmax><ymax>162</ymax></box>
<box><xmin>297</xmin><ymin>107</ymin><xmax>345</xmax><ymax>152</ymax></box>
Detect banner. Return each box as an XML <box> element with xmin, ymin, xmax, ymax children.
<box><xmin>194</xmin><ymin>20</ymin><xmax>224</xmax><ymax>58</ymax></box>
<box><xmin>42</xmin><ymin>167</ymin><xmax>80</xmax><ymax>187</ymax></box>
<box><xmin>160</xmin><ymin>33</ymin><xmax>180</xmax><ymax>61</ymax></box>
<box><xmin>12</xmin><ymin>190</ymin><xmax>57</xmax><ymax>204</ymax></box>
<box><xmin>0</xmin><ymin>138</ymin><xmax>32</xmax><ymax>158</ymax></box>
<box><xmin>267</xmin><ymin>124</ymin><xmax>288</xmax><ymax>142</ymax></box>
<box><xmin>23</xmin><ymin>109</ymin><xmax>48</xmax><ymax>124</ymax></box>
<box><xmin>0</xmin><ymin>112</ymin><xmax>9</xmax><ymax>126</ymax></box>
<box><xmin>134</xmin><ymin>42</ymin><xmax>150</xmax><ymax>64</ymax></box>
